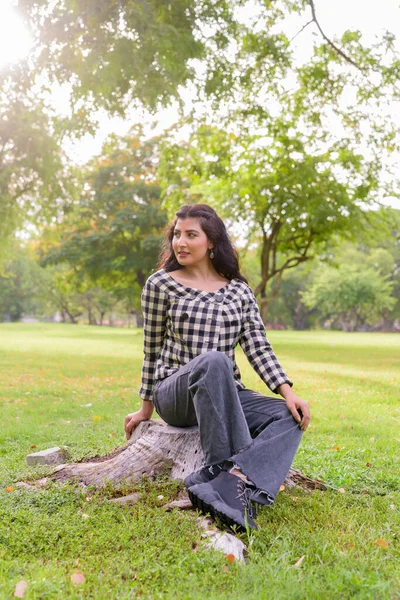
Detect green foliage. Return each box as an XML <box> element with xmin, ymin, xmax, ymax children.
<box><xmin>0</xmin><ymin>84</ymin><xmax>75</xmax><ymax>257</ymax></box>
<box><xmin>302</xmin><ymin>264</ymin><xmax>395</xmax><ymax>331</ymax></box>
<box><xmin>0</xmin><ymin>245</ymin><xmax>48</xmax><ymax>321</ymax></box>
<box><xmin>16</xmin><ymin>0</ymin><xmax>236</xmax><ymax>114</ymax></box>
<box><xmin>40</xmin><ymin>128</ymin><xmax>168</xmax><ymax>307</ymax></box>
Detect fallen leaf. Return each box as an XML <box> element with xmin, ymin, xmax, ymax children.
<box><xmin>93</xmin><ymin>416</ymin><xmax>101</xmax><ymax>421</ymax></box>
<box><xmin>374</xmin><ymin>538</ymin><xmax>389</xmax><ymax>549</ymax></box>
<box><xmin>29</xmin><ymin>445</ymin><xmax>37</xmax><ymax>450</ymax></box>
<box><xmin>331</xmin><ymin>445</ymin><xmax>341</xmax><ymax>451</ymax></box>
<box><xmin>279</xmin><ymin>485</ymin><xmax>285</xmax><ymax>492</ymax></box>
<box><xmin>5</xmin><ymin>487</ymin><xmax>15</xmax><ymax>493</ymax></box>
<box><xmin>365</xmin><ymin>462</ymin><xmax>372</xmax><ymax>467</ymax></box>
<box><xmin>70</xmin><ymin>572</ymin><xmax>85</xmax><ymax>586</ymax></box>
<box><xmin>225</xmin><ymin>553</ymin><xmax>235</xmax><ymax>563</ymax></box>
<box><xmin>294</xmin><ymin>555</ymin><xmax>305</xmax><ymax>568</ymax></box>
<box><xmin>338</xmin><ymin>488</ymin><xmax>345</xmax><ymax>494</ymax></box>
<box><xmin>81</xmin><ymin>513</ymin><xmax>90</xmax><ymax>519</ymax></box>
<box><xmin>14</xmin><ymin>580</ymin><xmax>28</xmax><ymax>598</ymax></box>
<box><xmin>108</xmin><ymin>432</ymin><xmax>116</xmax><ymax>438</ymax></box>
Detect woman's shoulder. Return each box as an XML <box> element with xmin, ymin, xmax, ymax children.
<box><xmin>144</xmin><ymin>269</ymin><xmax>182</xmax><ymax>297</ymax></box>
<box><xmin>230</xmin><ymin>278</ymin><xmax>253</xmax><ymax>295</ymax></box>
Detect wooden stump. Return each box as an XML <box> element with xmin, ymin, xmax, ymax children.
<box><xmin>51</xmin><ymin>420</ymin><xmax>326</xmax><ymax>492</ymax></box>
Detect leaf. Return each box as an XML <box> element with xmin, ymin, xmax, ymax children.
<box><xmin>93</xmin><ymin>416</ymin><xmax>101</xmax><ymax>421</ymax></box>
<box><xmin>5</xmin><ymin>486</ymin><xmax>15</xmax><ymax>492</ymax></box>
<box><xmin>279</xmin><ymin>484</ymin><xmax>285</xmax><ymax>491</ymax></box>
<box><xmin>29</xmin><ymin>445</ymin><xmax>37</xmax><ymax>449</ymax></box>
<box><xmin>294</xmin><ymin>555</ymin><xmax>305</xmax><ymax>568</ymax></box>
<box><xmin>225</xmin><ymin>553</ymin><xmax>235</xmax><ymax>563</ymax></box>
<box><xmin>374</xmin><ymin>538</ymin><xmax>389</xmax><ymax>549</ymax></box>
<box><xmin>14</xmin><ymin>580</ymin><xmax>28</xmax><ymax>598</ymax></box>
<box><xmin>70</xmin><ymin>572</ymin><xmax>85</xmax><ymax>585</ymax></box>
<box><xmin>338</xmin><ymin>488</ymin><xmax>345</xmax><ymax>494</ymax></box>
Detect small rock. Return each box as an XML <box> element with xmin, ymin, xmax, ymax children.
<box><xmin>204</xmin><ymin>531</ymin><xmax>247</xmax><ymax>562</ymax></box>
<box><xmin>109</xmin><ymin>493</ymin><xmax>141</xmax><ymax>506</ymax></box>
<box><xmin>164</xmin><ymin>498</ymin><xmax>193</xmax><ymax>511</ymax></box>
<box><xmin>16</xmin><ymin>482</ymin><xmax>36</xmax><ymax>490</ymax></box>
<box><xmin>26</xmin><ymin>447</ymin><xmax>67</xmax><ymax>466</ymax></box>
<box><xmin>196</xmin><ymin>516</ymin><xmax>215</xmax><ymax>530</ymax></box>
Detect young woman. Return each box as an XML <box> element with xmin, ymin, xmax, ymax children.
<box><xmin>124</xmin><ymin>204</ymin><xmax>310</xmax><ymax>530</ymax></box>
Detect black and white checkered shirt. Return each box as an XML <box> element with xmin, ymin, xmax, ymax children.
<box><xmin>139</xmin><ymin>269</ymin><xmax>293</xmax><ymax>401</ymax></box>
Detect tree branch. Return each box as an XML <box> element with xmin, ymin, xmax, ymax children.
<box><xmin>308</xmin><ymin>0</ymin><xmax>363</xmax><ymax>71</ymax></box>
<box><xmin>289</xmin><ymin>19</ymin><xmax>313</xmax><ymax>44</ymax></box>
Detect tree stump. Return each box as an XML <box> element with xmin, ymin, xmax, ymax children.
<box><xmin>51</xmin><ymin>420</ymin><xmax>325</xmax><ymax>492</ymax></box>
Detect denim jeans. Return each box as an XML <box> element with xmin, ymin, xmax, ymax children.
<box><xmin>153</xmin><ymin>351</ymin><xmax>303</xmax><ymax>504</ymax></box>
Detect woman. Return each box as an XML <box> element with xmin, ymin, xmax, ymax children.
<box><xmin>124</xmin><ymin>204</ymin><xmax>310</xmax><ymax>530</ymax></box>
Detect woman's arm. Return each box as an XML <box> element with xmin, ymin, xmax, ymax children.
<box><xmin>239</xmin><ymin>287</ymin><xmax>310</xmax><ymax>430</ymax></box>
<box><xmin>238</xmin><ymin>287</ymin><xmax>293</xmax><ymax>392</ymax></box>
<box><xmin>124</xmin><ymin>400</ymin><xmax>154</xmax><ymax>440</ymax></box>
<box><xmin>124</xmin><ymin>277</ymin><xmax>168</xmax><ymax>439</ymax></box>
<box><xmin>139</xmin><ymin>278</ymin><xmax>168</xmax><ymax>401</ymax></box>
<box><xmin>278</xmin><ymin>383</ymin><xmax>310</xmax><ymax>431</ymax></box>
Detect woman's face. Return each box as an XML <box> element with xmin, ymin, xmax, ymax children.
<box><xmin>172</xmin><ymin>217</ymin><xmax>213</xmax><ymax>267</ymax></box>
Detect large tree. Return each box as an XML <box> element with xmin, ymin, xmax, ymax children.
<box><xmin>0</xmin><ymin>79</ymin><xmax>75</xmax><ymax>257</ymax></box>
<box><xmin>14</xmin><ymin>0</ymin><xmax>400</xmax><ymax>118</ymax></box>
<box><xmin>39</xmin><ymin>128</ymin><xmax>168</xmax><ymax>311</ymax></box>
<box><xmin>159</xmin><ymin>120</ymin><xmax>393</xmax><ymax>320</ymax></box>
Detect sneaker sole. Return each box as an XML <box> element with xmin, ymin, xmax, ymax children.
<box><xmin>188</xmin><ymin>485</ymin><xmax>257</xmax><ymax>531</ymax></box>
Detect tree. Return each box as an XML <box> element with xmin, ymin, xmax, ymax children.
<box><xmin>16</xmin><ymin>0</ymin><xmax>234</xmax><ymax>115</ymax></box>
<box><xmin>39</xmin><ymin>128</ymin><xmax>168</xmax><ymax>310</ymax></box>
<box><xmin>0</xmin><ymin>245</ymin><xmax>47</xmax><ymax>321</ymax></box>
<box><xmin>159</xmin><ymin>121</ymin><xmax>391</xmax><ymax>321</ymax></box>
<box><xmin>301</xmin><ymin>263</ymin><xmax>395</xmax><ymax>331</ymax></box>
<box><xmin>0</xmin><ymin>78</ymin><xmax>77</xmax><ymax>257</ymax></box>
<box><xmin>15</xmin><ymin>1</ymin><xmax>400</xmax><ymax>118</ymax></box>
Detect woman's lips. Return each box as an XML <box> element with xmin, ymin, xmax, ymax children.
<box><xmin>178</xmin><ymin>252</ymin><xmax>189</xmax><ymax>257</ymax></box>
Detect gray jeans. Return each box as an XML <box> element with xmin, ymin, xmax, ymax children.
<box><xmin>153</xmin><ymin>351</ymin><xmax>303</xmax><ymax>503</ymax></box>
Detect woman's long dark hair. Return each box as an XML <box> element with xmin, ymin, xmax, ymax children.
<box><xmin>158</xmin><ymin>204</ymin><xmax>247</xmax><ymax>282</ymax></box>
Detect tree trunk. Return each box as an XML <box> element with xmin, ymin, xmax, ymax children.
<box><xmin>51</xmin><ymin>420</ymin><xmax>326</xmax><ymax>492</ymax></box>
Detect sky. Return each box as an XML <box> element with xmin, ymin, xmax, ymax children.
<box><xmin>1</xmin><ymin>0</ymin><xmax>400</xmax><ymax>202</ymax></box>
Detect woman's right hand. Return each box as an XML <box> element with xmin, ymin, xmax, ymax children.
<box><xmin>124</xmin><ymin>402</ymin><xmax>154</xmax><ymax>440</ymax></box>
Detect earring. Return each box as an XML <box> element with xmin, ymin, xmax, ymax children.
<box><xmin>210</xmin><ymin>250</ymin><xmax>215</xmax><ymax>259</ymax></box>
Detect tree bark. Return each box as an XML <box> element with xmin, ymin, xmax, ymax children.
<box><xmin>51</xmin><ymin>420</ymin><xmax>326</xmax><ymax>492</ymax></box>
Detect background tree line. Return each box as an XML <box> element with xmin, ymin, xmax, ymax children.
<box><xmin>1</xmin><ymin>0</ymin><xmax>399</xmax><ymax>330</ymax></box>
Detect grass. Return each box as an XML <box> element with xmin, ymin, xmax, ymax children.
<box><xmin>0</xmin><ymin>323</ymin><xmax>399</xmax><ymax>599</ymax></box>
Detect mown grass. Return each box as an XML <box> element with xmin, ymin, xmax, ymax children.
<box><xmin>0</xmin><ymin>324</ymin><xmax>399</xmax><ymax>599</ymax></box>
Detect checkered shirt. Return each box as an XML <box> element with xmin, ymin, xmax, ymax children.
<box><xmin>139</xmin><ymin>269</ymin><xmax>293</xmax><ymax>401</ymax></box>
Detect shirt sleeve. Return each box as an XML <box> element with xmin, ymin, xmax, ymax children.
<box><xmin>139</xmin><ymin>278</ymin><xmax>168</xmax><ymax>401</ymax></box>
<box><xmin>238</xmin><ymin>287</ymin><xmax>293</xmax><ymax>393</ymax></box>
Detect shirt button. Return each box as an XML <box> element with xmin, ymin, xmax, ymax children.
<box><xmin>215</xmin><ymin>294</ymin><xmax>224</xmax><ymax>303</ymax></box>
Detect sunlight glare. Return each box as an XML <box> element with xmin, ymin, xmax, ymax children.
<box><xmin>0</xmin><ymin>2</ymin><xmax>33</xmax><ymax>69</ymax></box>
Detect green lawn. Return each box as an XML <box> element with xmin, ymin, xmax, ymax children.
<box><xmin>0</xmin><ymin>324</ymin><xmax>399</xmax><ymax>599</ymax></box>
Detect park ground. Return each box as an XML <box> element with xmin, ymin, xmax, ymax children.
<box><xmin>0</xmin><ymin>324</ymin><xmax>399</xmax><ymax>599</ymax></box>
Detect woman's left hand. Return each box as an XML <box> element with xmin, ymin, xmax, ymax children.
<box><xmin>278</xmin><ymin>384</ymin><xmax>310</xmax><ymax>431</ymax></box>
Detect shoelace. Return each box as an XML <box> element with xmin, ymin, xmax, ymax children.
<box><xmin>236</xmin><ymin>480</ymin><xmax>257</xmax><ymax>520</ymax></box>
<box><xmin>251</xmin><ymin>487</ymin><xmax>274</xmax><ymax>505</ymax></box>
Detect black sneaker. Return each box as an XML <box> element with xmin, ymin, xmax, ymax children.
<box><xmin>183</xmin><ymin>463</ymin><xmax>224</xmax><ymax>489</ymax></box>
<box><xmin>188</xmin><ymin>471</ymin><xmax>258</xmax><ymax>531</ymax></box>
